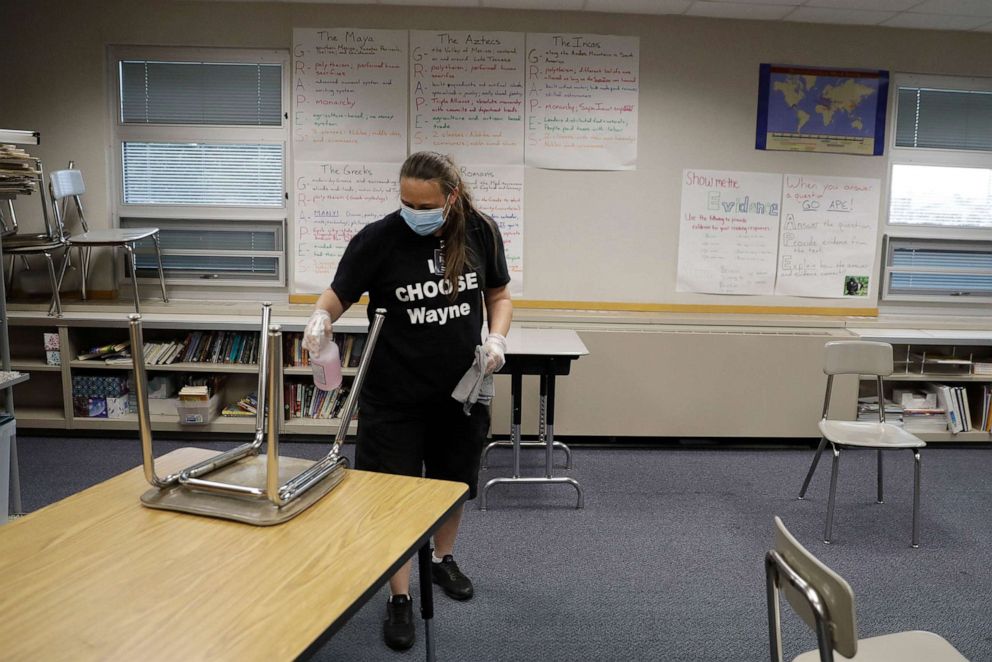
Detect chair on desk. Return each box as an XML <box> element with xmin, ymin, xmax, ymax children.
<box><xmin>798</xmin><ymin>341</ymin><xmax>926</xmax><ymax>547</ymax></box>
<box><xmin>130</xmin><ymin>303</ymin><xmax>386</xmax><ymax>525</ymax></box>
<box><xmin>48</xmin><ymin>166</ymin><xmax>168</xmax><ymax>314</ymax></box>
<box><xmin>765</xmin><ymin>516</ymin><xmax>968</xmax><ymax>662</ymax></box>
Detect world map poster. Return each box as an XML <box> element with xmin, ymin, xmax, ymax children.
<box><xmin>755</xmin><ymin>64</ymin><xmax>889</xmax><ymax>156</ymax></box>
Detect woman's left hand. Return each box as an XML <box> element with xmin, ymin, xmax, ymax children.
<box><xmin>483</xmin><ymin>333</ymin><xmax>506</xmax><ymax>375</ymax></box>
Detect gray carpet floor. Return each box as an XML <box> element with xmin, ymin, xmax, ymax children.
<box><xmin>12</xmin><ymin>436</ymin><xmax>992</xmax><ymax>661</ymax></box>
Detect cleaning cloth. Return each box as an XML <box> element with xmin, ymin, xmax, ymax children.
<box><xmin>451</xmin><ymin>345</ymin><xmax>494</xmax><ymax>415</ymax></box>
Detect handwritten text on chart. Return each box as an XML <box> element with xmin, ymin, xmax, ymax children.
<box><xmin>411</xmin><ymin>31</ymin><xmax>525</xmax><ymax>165</ymax></box>
<box><xmin>775</xmin><ymin>175</ymin><xmax>880</xmax><ymax>298</ymax></box>
<box><xmin>460</xmin><ymin>165</ymin><xmax>524</xmax><ymax>296</ymax></box>
<box><xmin>293</xmin><ymin>161</ymin><xmax>400</xmax><ymax>293</ymax></box>
<box><xmin>526</xmin><ymin>33</ymin><xmax>639</xmax><ymax>170</ymax></box>
<box><xmin>293</xmin><ymin>28</ymin><xmax>408</xmax><ymax>162</ymax></box>
<box><xmin>676</xmin><ymin>169</ymin><xmax>784</xmax><ymax>295</ymax></box>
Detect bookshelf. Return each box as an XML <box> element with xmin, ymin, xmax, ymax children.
<box><xmin>7</xmin><ymin>310</ymin><xmax>369</xmax><ymax>436</ymax></box>
<box><xmin>850</xmin><ymin>329</ymin><xmax>992</xmax><ymax>442</ymax></box>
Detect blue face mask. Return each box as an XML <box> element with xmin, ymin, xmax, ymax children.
<box><xmin>400</xmin><ymin>202</ymin><xmax>448</xmax><ymax>236</ymax></box>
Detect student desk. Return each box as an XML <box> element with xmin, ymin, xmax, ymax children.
<box><xmin>480</xmin><ymin>328</ymin><xmax>588</xmax><ymax>510</ymax></box>
<box><xmin>0</xmin><ymin>447</ymin><xmax>466</xmax><ymax>661</ymax></box>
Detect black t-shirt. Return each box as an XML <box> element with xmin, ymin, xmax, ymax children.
<box><xmin>331</xmin><ymin>209</ymin><xmax>511</xmax><ymax>404</ymax></box>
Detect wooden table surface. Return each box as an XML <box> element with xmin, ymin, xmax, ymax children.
<box><xmin>0</xmin><ymin>448</ymin><xmax>467</xmax><ymax>661</ymax></box>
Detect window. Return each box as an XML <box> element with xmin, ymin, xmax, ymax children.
<box><xmin>884</xmin><ymin>74</ymin><xmax>992</xmax><ymax>303</ymax></box>
<box><xmin>110</xmin><ymin>47</ymin><xmax>289</xmax><ymax>287</ymax></box>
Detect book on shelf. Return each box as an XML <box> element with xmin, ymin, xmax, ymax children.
<box><xmin>857</xmin><ymin>396</ymin><xmax>903</xmax><ymax>425</ymax></box>
<box><xmin>179</xmin><ymin>385</ymin><xmax>210</xmax><ymax>401</ymax></box>
<box><xmin>222</xmin><ymin>392</ymin><xmax>258</xmax><ymax>417</ymax></box>
<box><xmin>934</xmin><ymin>384</ymin><xmax>969</xmax><ymax>433</ymax></box>
<box><xmin>284</xmin><ymin>382</ymin><xmax>349</xmax><ymax>420</ymax></box>
<box><xmin>972</xmin><ymin>362</ymin><xmax>992</xmax><ymax>376</ymax></box>
<box><xmin>348</xmin><ymin>334</ymin><xmax>366</xmax><ymax>368</ymax></box>
<box><xmin>221</xmin><ymin>402</ymin><xmax>254</xmax><ymax>417</ymax></box>
<box><xmin>340</xmin><ymin>335</ymin><xmax>355</xmax><ymax>367</ymax></box>
<box><xmin>77</xmin><ymin>341</ymin><xmax>130</xmax><ymax>361</ymax></box>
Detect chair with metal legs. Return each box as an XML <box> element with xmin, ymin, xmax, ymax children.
<box><xmin>798</xmin><ymin>341</ymin><xmax>926</xmax><ymax>547</ymax></box>
<box><xmin>3</xmin><ymin>161</ymin><xmax>71</xmax><ymax>317</ymax></box>
<box><xmin>130</xmin><ymin>303</ymin><xmax>386</xmax><ymax>525</ymax></box>
<box><xmin>48</xmin><ymin>167</ymin><xmax>168</xmax><ymax>314</ymax></box>
<box><xmin>766</xmin><ymin>516</ymin><xmax>967</xmax><ymax>662</ymax></box>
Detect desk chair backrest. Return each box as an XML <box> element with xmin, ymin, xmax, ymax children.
<box><xmin>821</xmin><ymin>341</ymin><xmax>893</xmax><ymax>422</ymax></box>
<box><xmin>48</xmin><ymin>168</ymin><xmax>90</xmax><ymax>235</ymax></box>
<box><xmin>823</xmin><ymin>341</ymin><xmax>893</xmax><ymax>377</ymax></box>
<box><xmin>766</xmin><ymin>517</ymin><xmax>858</xmax><ymax>661</ymax></box>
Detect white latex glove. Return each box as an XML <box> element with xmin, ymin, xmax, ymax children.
<box><xmin>302</xmin><ymin>309</ymin><xmax>332</xmax><ymax>354</ymax></box>
<box><xmin>483</xmin><ymin>333</ymin><xmax>506</xmax><ymax>375</ymax></box>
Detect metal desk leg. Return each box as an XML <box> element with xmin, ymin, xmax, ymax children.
<box><xmin>540</xmin><ymin>374</ymin><xmax>550</xmax><ymax>477</ymax></box>
<box><xmin>9</xmin><ymin>430</ymin><xmax>20</xmax><ymax>515</ymax></box>
<box><xmin>481</xmin><ymin>372</ymin><xmax>522</xmax><ymax>509</ymax></box>
<box><xmin>417</xmin><ymin>543</ymin><xmax>435</xmax><ymax>662</ymax></box>
<box><xmin>547</xmin><ymin>374</ymin><xmax>582</xmax><ymax>508</ymax></box>
<box><xmin>482</xmin><ymin>370</ymin><xmax>583</xmax><ymax>510</ymax></box>
<box><xmin>481</xmin><ymin>371</ymin><xmax>570</xmax><ymax>469</ymax></box>
<box><xmin>481</xmin><ymin>440</ymin><xmax>571</xmax><ymax>469</ymax></box>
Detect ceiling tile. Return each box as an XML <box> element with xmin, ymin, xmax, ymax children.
<box><xmin>697</xmin><ymin>0</ymin><xmax>802</xmax><ymax>5</ymax></box>
<box><xmin>805</xmin><ymin>0</ymin><xmax>920</xmax><ymax>10</ymax></box>
<box><xmin>381</xmin><ymin>0</ymin><xmax>480</xmax><ymax>5</ymax></box>
<box><xmin>685</xmin><ymin>1</ymin><xmax>795</xmax><ymax>20</ymax></box>
<box><xmin>585</xmin><ymin>0</ymin><xmax>692</xmax><ymax>15</ymax></box>
<box><xmin>784</xmin><ymin>6</ymin><xmax>898</xmax><ymax>24</ymax></box>
<box><xmin>912</xmin><ymin>0</ymin><xmax>992</xmax><ymax>17</ymax></box>
<box><xmin>480</xmin><ymin>0</ymin><xmax>584</xmax><ymax>9</ymax></box>
<box><xmin>882</xmin><ymin>11</ymin><xmax>992</xmax><ymax>29</ymax></box>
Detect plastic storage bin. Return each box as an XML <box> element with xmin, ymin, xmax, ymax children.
<box><xmin>176</xmin><ymin>395</ymin><xmax>219</xmax><ymax>425</ymax></box>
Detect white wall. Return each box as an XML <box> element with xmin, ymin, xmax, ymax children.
<box><xmin>2</xmin><ymin>0</ymin><xmax>991</xmax><ymax>303</ymax></box>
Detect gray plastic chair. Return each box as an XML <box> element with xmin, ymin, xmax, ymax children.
<box><xmin>766</xmin><ymin>516</ymin><xmax>968</xmax><ymax>662</ymax></box>
<box><xmin>49</xmin><ymin>168</ymin><xmax>168</xmax><ymax>314</ymax></box>
<box><xmin>798</xmin><ymin>341</ymin><xmax>926</xmax><ymax>547</ymax></box>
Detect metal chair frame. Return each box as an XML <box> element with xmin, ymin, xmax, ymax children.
<box><xmin>2</xmin><ymin>157</ymin><xmax>71</xmax><ymax>317</ymax></box>
<box><xmin>129</xmin><ymin>303</ymin><xmax>386</xmax><ymax>523</ymax></box>
<box><xmin>766</xmin><ymin>517</ymin><xmax>967</xmax><ymax>662</ymax></box>
<box><xmin>50</xmin><ymin>166</ymin><xmax>168</xmax><ymax>314</ymax></box>
<box><xmin>798</xmin><ymin>341</ymin><xmax>924</xmax><ymax>547</ymax></box>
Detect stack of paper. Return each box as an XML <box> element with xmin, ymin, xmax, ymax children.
<box><xmin>0</xmin><ymin>144</ymin><xmax>39</xmax><ymax>196</ymax></box>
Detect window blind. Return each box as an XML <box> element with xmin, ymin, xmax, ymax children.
<box><xmin>889</xmin><ymin>164</ymin><xmax>992</xmax><ymax>228</ymax></box>
<box><xmin>895</xmin><ymin>87</ymin><xmax>992</xmax><ymax>152</ymax></box>
<box><xmin>885</xmin><ymin>239</ymin><xmax>992</xmax><ymax>299</ymax></box>
<box><xmin>122</xmin><ymin>142</ymin><xmax>284</xmax><ymax>207</ymax></box>
<box><xmin>120</xmin><ymin>60</ymin><xmax>282</xmax><ymax>126</ymax></box>
<box><xmin>123</xmin><ymin>219</ymin><xmax>284</xmax><ymax>283</ymax></box>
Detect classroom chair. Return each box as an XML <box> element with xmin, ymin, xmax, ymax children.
<box><xmin>49</xmin><ymin>166</ymin><xmax>168</xmax><ymax>314</ymax></box>
<box><xmin>765</xmin><ymin>516</ymin><xmax>968</xmax><ymax>662</ymax></box>
<box><xmin>3</xmin><ymin>182</ymin><xmax>71</xmax><ymax>317</ymax></box>
<box><xmin>798</xmin><ymin>341</ymin><xmax>925</xmax><ymax>547</ymax></box>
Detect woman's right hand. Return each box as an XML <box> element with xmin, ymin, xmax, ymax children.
<box><xmin>302</xmin><ymin>309</ymin><xmax>332</xmax><ymax>353</ymax></box>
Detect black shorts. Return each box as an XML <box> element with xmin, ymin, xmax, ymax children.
<box><xmin>355</xmin><ymin>395</ymin><xmax>490</xmax><ymax>499</ymax></box>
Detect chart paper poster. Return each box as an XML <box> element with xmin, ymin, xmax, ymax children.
<box><xmin>525</xmin><ymin>33</ymin><xmax>639</xmax><ymax>170</ymax></box>
<box><xmin>293</xmin><ymin>29</ymin><xmax>408</xmax><ymax>162</ymax></box>
<box><xmin>676</xmin><ymin>169</ymin><xmax>783</xmax><ymax>295</ymax></box>
<box><xmin>411</xmin><ymin>31</ymin><xmax>525</xmax><ymax>165</ymax></box>
<box><xmin>775</xmin><ymin>175</ymin><xmax>880</xmax><ymax>298</ymax></box>
<box><xmin>293</xmin><ymin>161</ymin><xmax>399</xmax><ymax>294</ymax></box>
<box><xmin>460</xmin><ymin>165</ymin><xmax>524</xmax><ymax>296</ymax></box>
<box><xmin>756</xmin><ymin>64</ymin><xmax>888</xmax><ymax>156</ymax></box>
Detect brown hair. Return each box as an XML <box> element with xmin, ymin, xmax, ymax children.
<box><xmin>400</xmin><ymin>151</ymin><xmax>497</xmax><ymax>300</ymax></box>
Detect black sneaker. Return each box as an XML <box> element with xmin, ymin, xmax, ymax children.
<box><xmin>431</xmin><ymin>554</ymin><xmax>474</xmax><ymax>601</ymax></box>
<box><xmin>383</xmin><ymin>594</ymin><xmax>415</xmax><ymax>651</ymax></box>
